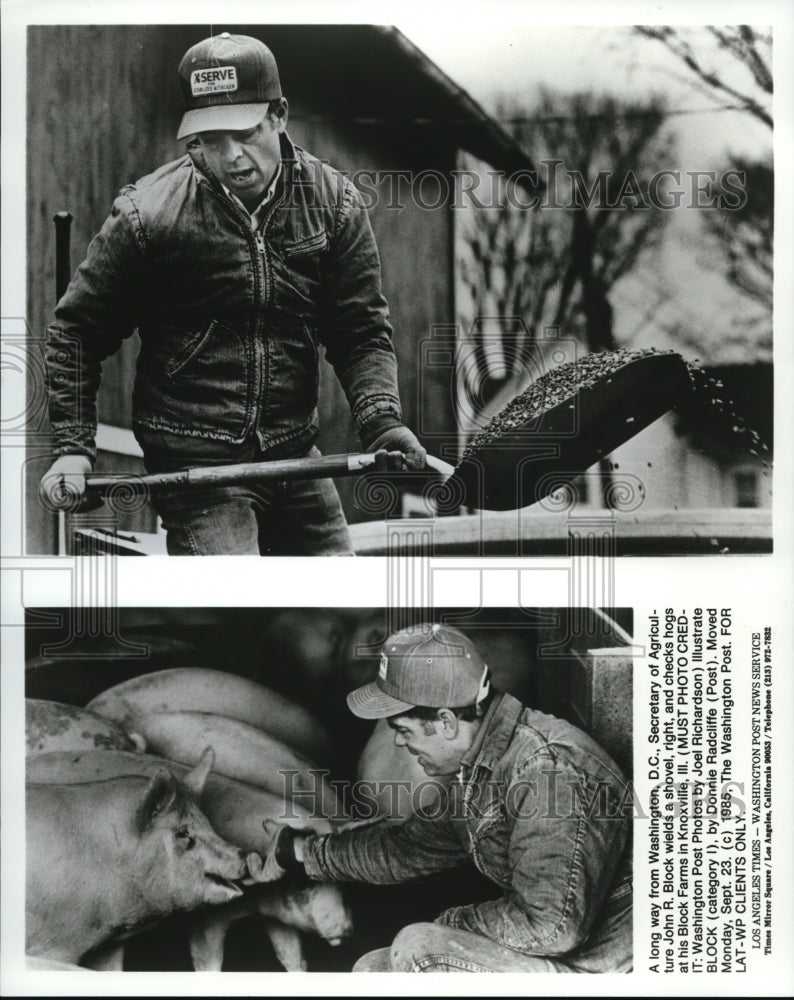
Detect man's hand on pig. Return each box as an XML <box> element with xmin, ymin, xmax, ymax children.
<box><xmin>253</xmin><ymin>820</ymin><xmax>312</xmax><ymax>882</ymax></box>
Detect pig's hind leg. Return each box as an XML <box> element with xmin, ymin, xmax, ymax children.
<box><xmin>264</xmin><ymin>919</ymin><xmax>307</xmax><ymax>971</ymax></box>
<box><xmin>189</xmin><ymin>905</ymin><xmax>244</xmax><ymax>971</ymax></box>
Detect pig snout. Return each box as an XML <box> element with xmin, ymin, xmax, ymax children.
<box><xmin>321</xmin><ymin>903</ymin><xmax>354</xmax><ymax>947</ymax></box>
<box><xmin>202</xmin><ymin>845</ymin><xmax>249</xmax><ymax>905</ymax></box>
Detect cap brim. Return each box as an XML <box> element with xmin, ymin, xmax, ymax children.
<box><xmin>346</xmin><ymin>682</ymin><xmax>415</xmax><ymax>720</ymax></box>
<box><xmin>177</xmin><ymin>103</ymin><xmax>270</xmax><ymax>140</ymax></box>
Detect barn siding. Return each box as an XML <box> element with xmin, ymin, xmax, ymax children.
<box><xmin>26</xmin><ymin>26</ymin><xmax>192</xmax><ymax>552</ymax></box>
<box><xmin>288</xmin><ymin>114</ymin><xmax>456</xmax><ymax>516</ymax></box>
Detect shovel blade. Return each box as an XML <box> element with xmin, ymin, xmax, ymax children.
<box><xmin>448</xmin><ymin>353</ymin><xmax>692</xmax><ymax>511</ymax></box>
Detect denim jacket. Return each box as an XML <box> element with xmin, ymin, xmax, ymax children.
<box><xmin>46</xmin><ymin>133</ymin><xmax>401</xmax><ymax>461</ymax></box>
<box><xmin>305</xmin><ymin>694</ymin><xmax>632</xmax><ymax>960</ymax></box>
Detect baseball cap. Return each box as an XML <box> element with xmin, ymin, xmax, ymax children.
<box><xmin>177</xmin><ymin>32</ymin><xmax>282</xmax><ymax>140</ymax></box>
<box><xmin>347</xmin><ymin>623</ymin><xmax>490</xmax><ymax>720</ymax></box>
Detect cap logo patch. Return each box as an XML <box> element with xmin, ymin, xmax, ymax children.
<box><xmin>191</xmin><ymin>66</ymin><xmax>238</xmax><ymax>96</ymax></box>
<box><xmin>378</xmin><ymin>652</ymin><xmax>389</xmax><ymax>681</ymax></box>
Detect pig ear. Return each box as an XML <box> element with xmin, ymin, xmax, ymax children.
<box><xmin>183</xmin><ymin>746</ymin><xmax>214</xmax><ymax>797</ymax></box>
<box><xmin>136</xmin><ymin>769</ymin><xmax>178</xmax><ymax>832</ymax></box>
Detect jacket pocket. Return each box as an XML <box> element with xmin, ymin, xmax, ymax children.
<box><xmin>282</xmin><ymin>230</ymin><xmax>328</xmax><ymax>258</ymax></box>
<box><xmin>274</xmin><ymin>232</ymin><xmax>328</xmax><ymax>314</ymax></box>
<box><xmin>165</xmin><ymin>319</ymin><xmax>246</xmax><ymax>384</ymax></box>
<box><xmin>136</xmin><ymin>318</ymin><xmax>251</xmax><ymax>439</ymax></box>
<box><xmin>166</xmin><ymin>324</ymin><xmax>213</xmax><ymax>377</ymax></box>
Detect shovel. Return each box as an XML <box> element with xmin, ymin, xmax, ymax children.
<box><xmin>49</xmin><ymin>213</ymin><xmax>692</xmax><ymax>515</ymax></box>
<box><xmin>45</xmin><ymin>352</ymin><xmax>691</xmax><ymax>514</ymax></box>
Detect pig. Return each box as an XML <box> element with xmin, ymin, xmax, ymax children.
<box><xmin>26</xmin><ymin>750</ymin><xmax>338</xmax><ymax>842</ymax></box>
<box><xmin>87</xmin><ymin>668</ymin><xmax>331</xmax><ymax>762</ymax></box>
<box><xmin>356</xmin><ymin>718</ymin><xmax>452</xmax><ymax>821</ymax></box>
<box><xmin>189</xmin><ymin>881</ymin><xmax>353</xmax><ymax>971</ymax></box>
<box><xmin>26</xmin><ymin>749</ymin><xmax>259</xmax><ymax>966</ymax></box>
<box><xmin>126</xmin><ymin>711</ymin><xmax>344</xmax><ymax>819</ymax></box>
<box><xmin>25</xmin><ymin>698</ymin><xmax>145</xmax><ymax>755</ymax></box>
<box><xmin>27</xmin><ymin>750</ymin><xmax>351</xmax><ymax>971</ymax></box>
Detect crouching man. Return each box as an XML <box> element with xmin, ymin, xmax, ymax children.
<box><xmin>263</xmin><ymin>623</ymin><xmax>633</xmax><ymax>973</ymax></box>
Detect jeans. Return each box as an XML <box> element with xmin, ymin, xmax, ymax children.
<box><xmin>352</xmin><ymin>878</ymin><xmax>632</xmax><ymax>973</ymax></box>
<box><xmin>139</xmin><ymin>431</ymin><xmax>354</xmax><ymax>556</ymax></box>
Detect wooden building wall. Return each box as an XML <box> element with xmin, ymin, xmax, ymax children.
<box><xmin>287</xmin><ymin>113</ymin><xmax>456</xmax><ymax>518</ymax></box>
<box><xmin>26</xmin><ymin>26</ymin><xmax>191</xmax><ymax>553</ymax></box>
<box><xmin>26</xmin><ymin>25</ymin><xmax>456</xmax><ymax>553</ymax></box>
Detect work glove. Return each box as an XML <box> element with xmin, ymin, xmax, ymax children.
<box><xmin>250</xmin><ymin>820</ymin><xmax>309</xmax><ymax>883</ymax></box>
<box><xmin>39</xmin><ymin>454</ymin><xmax>93</xmax><ymax>510</ymax></box>
<box><xmin>361</xmin><ymin>416</ymin><xmax>427</xmax><ymax>471</ymax></box>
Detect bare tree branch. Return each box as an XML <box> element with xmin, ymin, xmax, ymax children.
<box><xmin>456</xmin><ymin>87</ymin><xmax>674</xmax><ymax>371</ymax></box>
<box><xmin>703</xmin><ymin>155</ymin><xmax>773</xmax><ymax>309</ymax></box>
<box><xmin>634</xmin><ymin>26</ymin><xmax>772</xmax><ymax>128</ymax></box>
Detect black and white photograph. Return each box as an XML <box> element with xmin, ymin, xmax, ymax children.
<box><xmin>1</xmin><ymin>1</ymin><xmax>793</xmax><ymax>996</ymax></box>
<box><xmin>22</xmin><ymin>605</ymin><xmax>634</xmax><ymax>973</ymax></box>
<box><xmin>16</xmin><ymin>18</ymin><xmax>775</xmax><ymax>558</ymax></box>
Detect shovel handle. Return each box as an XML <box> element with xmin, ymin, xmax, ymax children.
<box><xmin>83</xmin><ymin>450</ymin><xmax>404</xmax><ymax>496</ymax></box>
<box><xmin>425</xmin><ymin>454</ymin><xmax>456</xmax><ymax>480</ymax></box>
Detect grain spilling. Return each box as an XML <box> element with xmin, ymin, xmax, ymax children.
<box><xmin>458</xmin><ymin>347</ymin><xmax>770</xmax><ymax>467</ymax></box>
<box><xmin>460</xmin><ymin>348</ymin><xmax>679</xmax><ymax>462</ymax></box>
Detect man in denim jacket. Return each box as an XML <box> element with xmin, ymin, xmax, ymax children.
<box><xmin>265</xmin><ymin>623</ymin><xmax>633</xmax><ymax>972</ymax></box>
<box><xmin>42</xmin><ymin>33</ymin><xmax>425</xmax><ymax>554</ymax></box>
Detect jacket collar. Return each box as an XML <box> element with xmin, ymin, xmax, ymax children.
<box><xmin>459</xmin><ymin>692</ymin><xmax>524</xmax><ymax>774</ymax></box>
<box><xmin>279</xmin><ymin>131</ymin><xmax>300</xmax><ymax>174</ymax></box>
